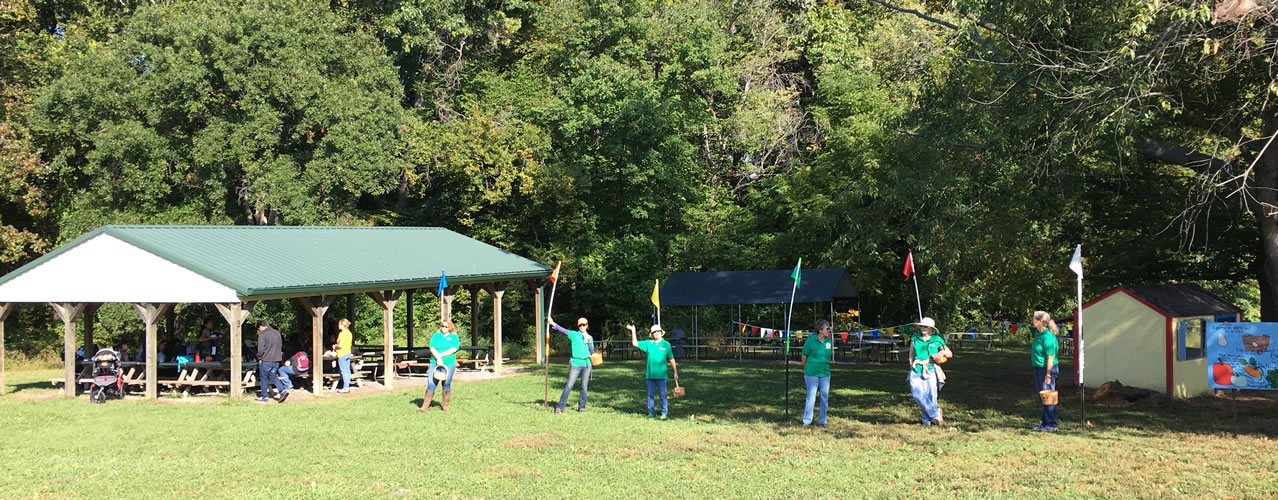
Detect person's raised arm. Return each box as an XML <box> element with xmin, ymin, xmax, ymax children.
<box><xmin>548</xmin><ymin>318</ymin><xmax>571</xmax><ymax>336</ymax></box>
<box><xmin>628</xmin><ymin>325</ymin><xmax>638</xmax><ymax>348</ymax></box>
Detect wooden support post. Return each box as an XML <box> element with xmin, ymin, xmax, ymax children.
<box><xmin>132</xmin><ymin>303</ymin><xmax>174</xmax><ymax>399</ymax></box>
<box><xmin>367</xmin><ymin>290</ymin><xmax>402</xmax><ymax>389</ymax></box>
<box><xmin>50</xmin><ymin>303</ymin><xmax>86</xmax><ymax>397</ymax></box>
<box><xmin>346</xmin><ymin>293</ymin><xmax>355</xmax><ymax>326</ymax></box>
<box><xmin>484</xmin><ymin>283</ymin><xmax>506</xmax><ymax>373</ymax></box>
<box><xmin>406</xmin><ymin>289</ymin><xmax>415</xmax><ymax>350</ymax></box>
<box><xmin>294</xmin><ymin>296</ymin><xmax>332</xmax><ymax>396</ymax></box>
<box><xmin>215</xmin><ymin>302</ymin><xmax>255</xmax><ymax>399</ymax></box>
<box><xmin>441</xmin><ymin>287</ymin><xmax>456</xmax><ymax>322</ymax></box>
<box><xmin>468</xmin><ymin>285</ymin><xmax>481</xmax><ymax>348</ymax></box>
<box><xmin>528</xmin><ymin>281</ymin><xmax>544</xmax><ymax>365</ymax></box>
<box><xmin>83</xmin><ymin>303</ymin><xmax>101</xmax><ymax>356</ymax></box>
<box><xmin>0</xmin><ymin>303</ymin><xmax>15</xmax><ymax>395</ymax></box>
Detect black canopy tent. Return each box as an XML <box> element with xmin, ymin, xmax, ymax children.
<box><xmin>659</xmin><ymin>268</ymin><xmax>859</xmax><ymax>358</ymax></box>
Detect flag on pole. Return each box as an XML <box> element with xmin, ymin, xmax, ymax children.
<box><xmin>651</xmin><ymin>279</ymin><xmax>660</xmax><ymax>309</ymax></box>
<box><xmin>437</xmin><ymin>269</ymin><xmax>448</xmax><ymax>296</ymax></box>
<box><xmin>1069</xmin><ymin>245</ymin><xmax>1083</xmax><ymax>277</ymax></box>
<box><xmin>549</xmin><ymin>261</ymin><xmax>561</xmax><ymax>283</ymax></box>
<box><xmin>791</xmin><ymin>258</ymin><xmax>803</xmax><ymax>288</ymax></box>
<box><xmin>903</xmin><ymin>250</ymin><xmax>915</xmax><ymax>280</ymax></box>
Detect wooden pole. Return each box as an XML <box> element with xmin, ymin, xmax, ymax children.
<box><xmin>83</xmin><ymin>304</ymin><xmax>101</xmax><ymax>356</ymax></box>
<box><xmin>406</xmin><ymin>289</ymin><xmax>415</xmax><ymax>350</ymax></box>
<box><xmin>485</xmin><ymin>283</ymin><xmax>506</xmax><ymax>374</ymax></box>
<box><xmin>292</xmin><ymin>297</ymin><xmax>330</xmax><ymax>396</ymax></box>
<box><xmin>529</xmin><ymin>282</ymin><xmax>544</xmax><ymax>366</ymax></box>
<box><xmin>216</xmin><ymin>302</ymin><xmax>254</xmax><ymax>399</ymax></box>
<box><xmin>441</xmin><ymin>287</ymin><xmax>456</xmax><ymax>322</ymax></box>
<box><xmin>50</xmin><ymin>303</ymin><xmax>86</xmax><ymax>397</ymax></box>
<box><xmin>132</xmin><ymin>303</ymin><xmax>173</xmax><ymax>399</ymax></box>
<box><xmin>367</xmin><ymin>291</ymin><xmax>402</xmax><ymax>389</ymax></box>
<box><xmin>469</xmin><ymin>285</ymin><xmax>481</xmax><ymax>348</ymax></box>
<box><xmin>0</xmin><ymin>303</ymin><xmax>15</xmax><ymax>395</ymax></box>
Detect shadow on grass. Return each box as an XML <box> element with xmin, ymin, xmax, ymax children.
<box><xmin>4</xmin><ymin>380</ymin><xmax>59</xmax><ymax>394</ymax></box>
<box><xmin>540</xmin><ymin>349</ymin><xmax>1278</xmax><ymax>438</ymax></box>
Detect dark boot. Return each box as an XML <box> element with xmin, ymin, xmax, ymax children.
<box><xmin>441</xmin><ymin>390</ymin><xmax>451</xmax><ymax>411</ymax></box>
<box><xmin>417</xmin><ymin>390</ymin><xmax>434</xmax><ymax>412</ymax></box>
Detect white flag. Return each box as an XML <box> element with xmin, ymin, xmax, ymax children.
<box><xmin>1069</xmin><ymin>244</ymin><xmax>1083</xmax><ymax>277</ymax></box>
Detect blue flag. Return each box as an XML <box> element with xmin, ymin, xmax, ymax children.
<box><xmin>438</xmin><ymin>269</ymin><xmax>448</xmax><ymax>295</ymax></box>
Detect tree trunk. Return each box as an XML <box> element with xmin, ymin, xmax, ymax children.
<box><xmin>1251</xmin><ymin>110</ymin><xmax>1278</xmax><ymax>321</ymax></box>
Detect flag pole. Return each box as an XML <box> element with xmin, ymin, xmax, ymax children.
<box><xmin>1071</xmin><ymin>245</ymin><xmax>1085</xmax><ymax>428</ymax></box>
<box><xmin>544</xmin><ymin>261</ymin><xmax>562</xmax><ymax>407</ymax></box>
<box><xmin>785</xmin><ymin>259</ymin><xmax>801</xmax><ymax>419</ymax></box>
<box><xmin>912</xmin><ymin>273</ymin><xmax>923</xmax><ymax>322</ymax></box>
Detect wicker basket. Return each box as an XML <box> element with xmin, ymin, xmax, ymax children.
<box><xmin>589</xmin><ymin>352</ymin><xmax>604</xmax><ymax>366</ymax></box>
<box><xmin>1039</xmin><ymin>390</ymin><xmax>1059</xmax><ymax>405</ymax></box>
<box><xmin>1242</xmin><ymin>335</ymin><xmax>1270</xmax><ymax>353</ymax></box>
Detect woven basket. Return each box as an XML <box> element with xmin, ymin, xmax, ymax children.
<box><xmin>672</xmin><ymin>385</ymin><xmax>685</xmax><ymax>398</ymax></box>
<box><xmin>1039</xmin><ymin>390</ymin><xmax>1059</xmax><ymax>405</ymax></box>
<box><xmin>589</xmin><ymin>352</ymin><xmax>604</xmax><ymax>366</ymax></box>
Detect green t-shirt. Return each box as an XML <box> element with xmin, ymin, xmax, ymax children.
<box><xmin>637</xmin><ymin>339</ymin><xmax>674</xmax><ymax>379</ymax></box>
<box><xmin>911</xmin><ymin>334</ymin><xmax>946</xmax><ymax>373</ymax></box>
<box><xmin>802</xmin><ymin>335</ymin><xmax>833</xmax><ymax>377</ymax></box>
<box><xmin>430</xmin><ymin>331</ymin><xmax>460</xmax><ymax>367</ymax></box>
<box><xmin>1031</xmin><ymin>328</ymin><xmax>1059</xmax><ymax>368</ymax></box>
<box><xmin>568</xmin><ymin>330</ymin><xmax>593</xmax><ymax>366</ymax></box>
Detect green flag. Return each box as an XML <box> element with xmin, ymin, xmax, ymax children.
<box><xmin>791</xmin><ymin>258</ymin><xmax>802</xmax><ymax>288</ymax></box>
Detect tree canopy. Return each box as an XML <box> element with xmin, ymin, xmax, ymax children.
<box><xmin>0</xmin><ymin>0</ymin><xmax>1271</xmax><ymax>349</ymax></box>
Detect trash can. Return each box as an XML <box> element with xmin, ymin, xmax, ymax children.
<box><xmin>668</xmin><ymin>329</ymin><xmax>686</xmax><ymax>358</ymax></box>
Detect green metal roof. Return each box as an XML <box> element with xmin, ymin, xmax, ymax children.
<box><xmin>0</xmin><ymin>225</ymin><xmax>552</xmax><ymax>299</ymax></box>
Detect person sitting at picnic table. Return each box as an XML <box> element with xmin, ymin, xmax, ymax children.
<box><xmin>333</xmin><ymin>318</ymin><xmax>354</xmax><ymax>393</ymax></box>
<box><xmin>907</xmin><ymin>317</ymin><xmax>950</xmax><ymax>426</ymax></box>
<box><xmin>802</xmin><ymin>320</ymin><xmax>835</xmax><ymax>428</ymax></box>
<box><xmin>548</xmin><ymin>316</ymin><xmax>595</xmax><ymax>414</ymax></box>
<box><xmin>628</xmin><ymin>323</ymin><xmax>678</xmax><ymax>419</ymax></box>
<box><xmin>277</xmin><ymin>349</ymin><xmax>309</xmax><ymax>393</ymax></box>
<box><xmin>254</xmin><ymin>320</ymin><xmax>288</xmax><ymax>404</ymax></box>
<box><xmin>197</xmin><ymin>318</ymin><xmax>222</xmax><ymax>361</ymax></box>
<box><xmin>418</xmin><ymin>319</ymin><xmax>460</xmax><ymax>412</ymax></box>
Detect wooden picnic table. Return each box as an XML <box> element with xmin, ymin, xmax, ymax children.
<box><xmin>945</xmin><ymin>332</ymin><xmax>997</xmax><ymax>350</ymax></box>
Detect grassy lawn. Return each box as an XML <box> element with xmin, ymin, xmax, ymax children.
<box><xmin>1</xmin><ymin>349</ymin><xmax>1277</xmax><ymax>498</ymax></box>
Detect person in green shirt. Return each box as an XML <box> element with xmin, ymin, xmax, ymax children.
<box><xmin>801</xmin><ymin>320</ymin><xmax>835</xmax><ymax>428</ymax></box>
<box><xmin>629</xmin><ymin>324</ymin><xmax>679</xmax><ymax>419</ymax></box>
<box><xmin>907</xmin><ymin>317</ymin><xmax>950</xmax><ymax>426</ymax></box>
<box><xmin>549</xmin><ymin>317</ymin><xmax>596</xmax><ymax>414</ymax></box>
<box><xmin>418</xmin><ymin>319</ymin><xmax>460</xmax><ymax>412</ymax></box>
<box><xmin>1030</xmin><ymin>311</ymin><xmax>1060</xmax><ymax>432</ymax></box>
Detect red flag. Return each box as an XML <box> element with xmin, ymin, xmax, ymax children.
<box><xmin>549</xmin><ymin>261</ymin><xmax>561</xmax><ymax>283</ymax></box>
<box><xmin>903</xmin><ymin>250</ymin><xmax>915</xmax><ymax>281</ymax></box>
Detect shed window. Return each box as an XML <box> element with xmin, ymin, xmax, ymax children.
<box><xmin>1177</xmin><ymin>318</ymin><xmax>1207</xmax><ymax>361</ymax></box>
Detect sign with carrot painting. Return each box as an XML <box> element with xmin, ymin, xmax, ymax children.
<box><xmin>1206</xmin><ymin>322</ymin><xmax>1278</xmax><ymax>390</ymax></box>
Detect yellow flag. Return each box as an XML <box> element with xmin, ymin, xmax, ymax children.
<box><xmin>651</xmin><ymin>279</ymin><xmax>660</xmax><ymax>309</ymax></box>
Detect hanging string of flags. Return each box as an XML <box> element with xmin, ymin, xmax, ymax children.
<box><xmin>725</xmin><ymin>318</ymin><xmax>1070</xmax><ymax>342</ymax></box>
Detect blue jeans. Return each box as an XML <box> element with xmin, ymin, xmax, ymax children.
<box><xmin>908</xmin><ymin>370</ymin><xmax>940</xmax><ymax>424</ymax></box>
<box><xmin>258</xmin><ymin>361</ymin><xmax>284</xmax><ymax>398</ymax></box>
<box><xmin>557</xmin><ymin>364</ymin><xmax>592</xmax><ymax>410</ymax></box>
<box><xmin>803</xmin><ymin>375</ymin><xmax>830</xmax><ymax>425</ymax></box>
<box><xmin>646</xmin><ymin>379</ymin><xmax>668</xmax><ymax>415</ymax></box>
<box><xmin>1035</xmin><ymin>365</ymin><xmax>1059</xmax><ymax>428</ymax></box>
<box><xmin>338</xmin><ymin>354</ymin><xmax>352</xmax><ymax>390</ymax></box>
<box><xmin>277</xmin><ymin>364</ymin><xmax>301</xmax><ymax>391</ymax></box>
<box><xmin>426</xmin><ymin>361</ymin><xmax>456</xmax><ymax>391</ymax></box>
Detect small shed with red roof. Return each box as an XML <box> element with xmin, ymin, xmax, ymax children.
<box><xmin>1077</xmin><ymin>283</ymin><xmax>1242</xmax><ymax>398</ymax></box>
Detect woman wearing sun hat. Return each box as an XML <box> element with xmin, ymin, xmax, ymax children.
<box><xmin>549</xmin><ymin>316</ymin><xmax>596</xmax><ymax>413</ymax></box>
<box><xmin>908</xmin><ymin>317</ymin><xmax>950</xmax><ymax>426</ymax></box>
<box><xmin>418</xmin><ymin>319</ymin><xmax>460</xmax><ymax>412</ymax></box>
<box><xmin>1029</xmin><ymin>311</ymin><xmax>1060</xmax><ymax>432</ymax></box>
<box><xmin>629</xmin><ymin>323</ymin><xmax>679</xmax><ymax>419</ymax></box>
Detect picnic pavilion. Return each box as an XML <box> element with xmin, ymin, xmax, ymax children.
<box><xmin>0</xmin><ymin>225</ymin><xmax>553</xmax><ymax>399</ymax></box>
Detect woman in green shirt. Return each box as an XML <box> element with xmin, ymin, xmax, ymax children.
<box><xmin>1030</xmin><ymin>311</ymin><xmax>1060</xmax><ymax>432</ymax></box>
<box><xmin>418</xmin><ymin>319</ymin><xmax>460</xmax><ymax>412</ymax></box>
<box><xmin>801</xmin><ymin>320</ymin><xmax>835</xmax><ymax>428</ymax></box>
<box><xmin>549</xmin><ymin>317</ymin><xmax>596</xmax><ymax>414</ymax></box>
<box><xmin>907</xmin><ymin>317</ymin><xmax>949</xmax><ymax>426</ymax></box>
<box><xmin>629</xmin><ymin>324</ymin><xmax>679</xmax><ymax>419</ymax></box>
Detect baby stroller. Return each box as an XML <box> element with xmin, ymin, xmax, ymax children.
<box><xmin>89</xmin><ymin>349</ymin><xmax>124</xmax><ymax>404</ymax></box>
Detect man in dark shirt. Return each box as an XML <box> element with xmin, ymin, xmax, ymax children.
<box><xmin>255</xmin><ymin>321</ymin><xmax>288</xmax><ymax>403</ymax></box>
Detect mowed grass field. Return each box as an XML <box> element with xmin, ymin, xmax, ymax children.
<box><xmin>2</xmin><ymin>349</ymin><xmax>1277</xmax><ymax>498</ymax></box>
